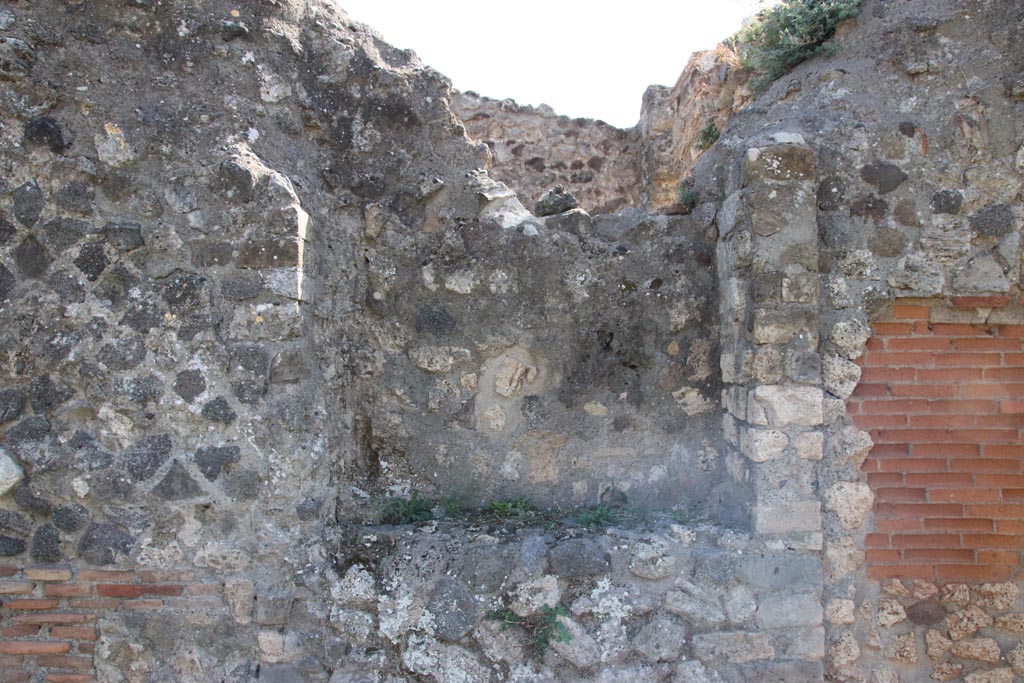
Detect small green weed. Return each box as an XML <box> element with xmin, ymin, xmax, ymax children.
<box><xmin>488</xmin><ymin>604</ymin><xmax>571</xmax><ymax>654</ymax></box>
<box><xmin>676</xmin><ymin>179</ymin><xmax>697</xmax><ymax>210</ymax></box>
<box><xmin>695</xmin><ymin>121</ymin><xmax>720</xmax><ymax>151</ymax></box>
<box><xmin>378</xmin><ymin>491</ymin><xmax>435</xmax><ymax>525</ymax></box>
<box><xmin>736</xmin><ymin>0</ymin><xmax>861</xmax><ymax>89</ymax></box>
<box><xmin>574</xmin><ymin>503</ymin><xmax>620</xmax><ymax>529</ymax></box>
<box><xmin>486</xmin><ymin>497</ymin><xmax>537</xmax><ymax>520</ymax></box>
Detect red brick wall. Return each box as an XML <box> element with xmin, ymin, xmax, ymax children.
<box><xmin>0</xmin><ymin>566</ymin><xmax>223</xmax><ymax>683</ymax></box>
<box><xmin>849</xmin><ymin>299</ymin><xmax>1024</xmax><ymax>582</ymax></box>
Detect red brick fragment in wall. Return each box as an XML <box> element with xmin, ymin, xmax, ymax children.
<box><xmin>849</xmin><ymin>301</ymin><xmax>1024</xmax><ymax>582</ymax></box>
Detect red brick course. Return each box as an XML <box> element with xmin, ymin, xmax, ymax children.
<box><xmin>850</xmin><ymin>299</ymin><xmax>1024</xmax><ymax>582</ymax></box>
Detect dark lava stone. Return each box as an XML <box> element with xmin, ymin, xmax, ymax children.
<box><xmin>224</xmin><ymin>469</ymin><xmax>260</xmax><ymax>501</ymax></box>
<box><xmin>28</xmin><ymin>373</ymin><xmax>74</xmax><ymax>414</ymax></box>
<box><xmin>906</xmin><ymin>600</ymin><xmax>945</xmax><ymax>625</ymax></box>
<box><xmin>0</xmin><ymin>509</ymin><xmax>31</xmax><ymax>536</ymax></box>
<box><xmin>0</xmin><ymin>263</ymin><xmax>13</xmax><ymax>300</ymax></box>
<box><xmin>0</xmin><ymin>216</ymin><xmax>15</xmax><ymax>245</ymax></box>
<box><xmin>52</xmin><ymin>504</ymin><xmax>90</xmax><ymax>533</ymax></box>
<box><xmin>97</xmin><ymin>337</ymin><xmax>147</xmax><ymax>371</ymax></box>
<box><xmin>13</xmin><ymin>236</ymin><xmax>51</xmax><ymax>278</ymax></box>
<box><xmin>969</xmin><ymin>203</ymin><xmax>1014</xmax><ymax>237</ymax></box>
<box><xmin>78</xmin><ymin>523</ymin><xmax>134</xmax><ymax>565</ymax></box>
<box><xmin>173</xmin><ymin>370</ymin><xmax>206</xmax><ymax>403</ymax></box>
<box><xmin>152</xmin><ymin>461</ymin><xmax>203</xmax><ymax>500</ymax></box>
<box><xmin>30</xmin><ymin>524</ymin><xmax>62</xmax><ymax>563</ymax></box>
<box><xmin>295</xmin><ymin>498</ymin><xmax>321</xmax><ymax>521</ymax></box>
<box><xmin>54</xmin><ymin>181</ymin><xmax>95</xmax><ymax>214</ymax></box>
<box><xmin>817</xmin><ymin>175</ymin><xmax>846</xmax><ymax>211</ymax></box>
<box><xmin>859</xmin><ymin>162</ymin><xmax>908</xmax><ymax>194</ymax></box>
<box><xmin>229</xmin><ymin>344</ymin><xmax>270</xmax><ymax>376</ymax></box>
<box><xmin>194</xmin><ymin>445</ymin><xmax>241</xmax><ymax>480</ymax></box>
<box><xmin>162</xmin><ymin>271</ymin><xmax>204</xmax><ymax>310</ymax></box>
<box><xmin>415</xmin><ymin>304</ymin><xmax>456</xmax><ymax>337</ymax></box>
<box><xmin>23</xmin><ymin>116</ymin><xmax>66</xmax><ymax>153</ymax></box>
<box><xmin>0</xmin><ymin>389</ymin><xmax>25</xmax><ymax>424</ymax></box>
<box><xmin>930</xmin><ymin>189</ymin><xmax>963</xmax><ymax>215</ymax></box>
<box><xmin>41</xmin><ymin>217</ymin><xmax>93</xmax><ymax>254</ymax></box>
<box><xmin>5</xmin><ymin>416</ymin><xmax>51</xmax><ymax>444</ymax></box>
<box><xmin>12</xmin><ymin>181</ymin><xmax>43</xmax><ymax>227</ymax></box>
<box><xmin>124</xmin><ymin>433</ymin><xmax>172</xmax><ymax>481</ymax></box>
<box><xmin>101</xmin><ymin>222</ymin><xmax>144</xmax><ymax>251</ymax></box>
<box><xmin>14</xmin><ymin>483</ymin><xmax>52</xmax><ymax>515</ymax></box>
<box><xmin>0</xmin><ymin>535</ymin><xmax>26</xmax><ymax>557</ymax></box>
<box><xmin>201</xmin><ymin>397</ymin><xmax>237</xmax><ymax>425</ymax></box>
<box><xmin>73</xmin><ymin>242</ymin><xmax>109</xmax><ymax>281</ymax></box>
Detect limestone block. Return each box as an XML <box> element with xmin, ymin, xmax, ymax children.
<box><xmin>824</xmin><ymin>537</ymin><xmax>865</xmax><ymax>580</ymax></box>
<box><xmin>781</xmin><ymin>626</ymin><xmax>825</xmax><ymax>660</ymax></box>
<box><xmin>752</xmin><ymin>308</ymin><xmax>817</xmax><ymax>346</ymax></box>
<box><xmin>827</xmin><ymin>319</ymin><xmax>871</xmax><ymax>360</ymax></box>
<box><xmin>831</xmin><ymin>425</ymin><xmax>874</xmax><ymax>468</ymax></box>
<box><xmin>829</xmin><ymin>630</ymin><xmax>860</xmax><ymax>667</ymax></box>
<box><xmin>755</xmin><ymin>593</ymin><xmax>823</xmax><ymax>629</ymax></box>
<box><xmin>954</xmin><ymin>253</ymin><xmax>1010</xmax><ymax>293</ymax></box>
<box><xmin>926</xmin><ymin>629</ymin><xmax>953</xmax><ymax>659</ymax></box>
<box><xmin>510</xmin><ymin>575</ymin><xmax>561</xmax><ymax>617</ymax></box>
<box><xmin>825</xmin><ymin>599</ymin><xmax>855</xmax><ymax>624</ymax></box>
<box><xmin>741</xmin><ymin>429</ymin><xmax>788</xmax><ymax>463</ymax></box>
<box><xmin>754</xmin><ymin>501</ymin><xmax>821</xmax><ymax>534</ymax></box>
<box><xmin>888</xmin><ymin>253</ymin><xmax>945</xmax><ymax>296</ymax></box>
<box><xmin>224</xmin><ymin>579</ymin><xmax>255</xmax><ymax>625</ymax></box>
<box><xmin>724</xmin><ymin>585</ymin><xmax>757</xmax><ymax>624</ymax></box>
<box><xmin>824</xmin><ymin>482</ymin><xmax>874</xmax><ymax>530</ymax></box>
<box><xmin>692</xmin><ymin>631</ymin><xmax>774</xmax><ymax>664</ymax></box>
<box><xmin>665</xmin><ymin>582</ymin><xmax>726</xmax><ymax>628</ymax></box>
<box><xmin>550</xmin><ymin>616</ymin><xmax>601</xmax><ymax>669</ymax></box>
<box><xmin>951</xmin><ymin>637</ymin><xmax>1002</xmax><ymax>664</ymax></box>
<box><xmin>889</xmin><ymin>631</ymin><xmax>917</xmax><ymax>662</ymax></box>
<box><xmin>972</xmin><ymin>582</ymin><xmax>1021</xmax><ymax>611</ymax></box>
<box><xmin>749</xmin><ymin>385</ymin><xmax>823</xmax><ymax>427</ymax></box>
<box><xmin>965</xmin><ymin>670</ymin><xmax>1014</xmax><ymax>683</ymax></box>
<box><xmin>947</xmin><ymin>605</ymin><xmax>994</xmax><ymax>640</ymax></box>
<box><xmin>633</xmin><ymin>612</ymin><xmax>688</xmax><ymax>663</ymax></box>
<box><xmin>995</xmin><ymin>613</ymin><xmax>1024</xmax><ymax>633</ymax></box>
<box><xmin>932</xmin><ymin>662</ymin><xmax>963</xmax><ymax>681</ymax></box>
<box><xmin>794</xmin><ymin>432</ymin><xmax>824</xmax><ymax>461</ymax></box>
<box><xmin>822</xmin><ymin>354</ymin><xmax>862</xmax><ymax>400</ymax></box>
<box><xmin>0</xmin><ymin>448</ymin><xmax>24</xmax><ymax>496</ymax></box>
<box><xmin>1007</xmin><ymin>642</ymin><xmax>1024</xmax><ymax>675</ymax></box>
<box><xmin>876</xmin><ymin>598</ymin><xmax>907</xmax><ymax>627</ymax></box>
<box><xmin>408</xmin><ymin>346</ymin><xmax>472</xmax><ymax>373</ymax></box>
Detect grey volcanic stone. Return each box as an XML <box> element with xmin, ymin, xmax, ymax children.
<box><xmin>970</xmin><ymin>203</ymin><xmax>1014</xmax><ymax>237</ymax></box>
<box><xmin>0</xmin><ymin>263</ymin><xmax>13</xmax><ymax>301</ymax></box>
<box><xmin>74</xmin><ymin>242</ymin><xmax>109</xmax><ymax>280</ymax></box>
<box><xmin>547</xmin><ymin>538</ymin><xmax>610</xmax><ymax>577</ymax></box>
<box><xmin>162</xmin><ymin>271</ymin><xmax>205</xmax><ymax>310</ymax></box>
<box><xmin>174</xmin><ymin>370</ymin><xmax>206</xmax><ymax>403</ymax></box>
<box><xmin>0</xmin><ymin>535</ymin><xmax>26</xmax><ymax>557</ymax></box>
<box><xmin>414</xmin><ymin>304</ymin><xmax>456</xmax><ymax>337</ymax></box>
<box><xmin>78</xmin><ymin>523</ymin><xmax>134</xmax><ymax>565</ymax></box>
<box><xmin>860</xmin><ymin>162</ymin><xmax>907</xmax><ymax>194</ymax></box>
<box><xmin>153</xmin><ymin>461</ymin><xmax>204</xmax><ymax>500</ymax></box>
<box><xmin>13</xmin><ymin>236</ymin><xmax>51</xmax><ymax>277</ymax></box>
<box><xmin>23</xmin><ymin>116</ymin><xmax>65</xmax><ymax>153</ymax></box>
<box><xmin>98</xmin><ymin>337</ymin><xmax>147</xmax><ymax>371</ymax></box>
<box><xmin>101</xmin><ymin>222</ymin><xmax>144</xmax><ymax>252</ymax></box>
<box><xmin>52</xmin><ymin>504</ymin><xmax>90</xmax><ymax>533</ymax></box>
<box><xmin>28</xmin><ymin>373</ymin><xmax>74</xmax><ymax>414</ymax></box>
<box><xmin>124</xmin><ymin>433</ymin><xmax>172</xmax><ymax>481</ymax></box>
<box><xmin>426</xmin><ymin>577</ymin><xmax>481</xmax><ymax>641</ymax></box>
<box><xmin>12</xmin><ymin>181</ymin><xmax>43</xmax><ymax>227</ymax></box>
<box><xmin>0</xmin><ymin>389</ymin><xmax>26</xmax><ymax>424</ymax></box>
<box><xmin>201</xmin><ymin>397</ymin><xmax>237</xmax><ymax>425</ymax></box>
<box><xmin>0</xmin><ymin>509</ymin><xmax>31</xmax><ymax>536</ymax></box>
<box><xmin>0</xmin><ymin>216</ymin><xmax>14</xmax><ymax>246</ymax></box>
<box><xmin>930</xmin><ymin>189</ymin><xmax>963</xmax><ymax>214</ymax></box>
<box><xmin>5</xmin><ymin>416</ymin><xmax>51</xmax><ymax>444</ymax></box>
<box><xmin>535</xmin><ymin>185</ymin><xmax>579</xmax><ymax>216</ymax></box>
<box><xmin>30</xmin><ymin>524</ymin><xmax>61</xmax><ymax>563</ymax></box>
<box><xmin>42</xmin><ymin>217</ymin><xmax>93</xmax><ymax>254</ymax></box>
<box><xmin>55</xmin><ymin>181</ymin><xmax>95</xmax><ymax>213</ymax></box>
<box><xmin>14</xmin><ymin>483</ymin><xmax>52</xmax><ymax>515</ymax></box>
<box><xmin>194</xmin><ymin>445</ymin><xmax>241</xmax><ymax>480</ymax></box>
<box><xmin>224</xmin><ymin>469</ymin><xmax>260</xmax><ymax>501</ymax></box>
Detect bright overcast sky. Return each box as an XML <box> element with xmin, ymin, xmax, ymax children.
<box><xmin>337</xmin><ymin>1</ymin><xmax>772</xmax><ymax>129</ymax></box>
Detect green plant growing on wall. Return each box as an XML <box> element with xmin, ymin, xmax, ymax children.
<box><xmin>574</xmin><ymin>503</ymin><xmax>620</xmax><ymax>529</ymax></box>
<box><xmin>736</xmin><ymin>0</ymin><xmax>861</xmax><ymax>88</ymax></box>
<box><xmin>486</xmin><ymin>497</ymin><xmax>537</xmax><ymax>521</ymax></box>
<box><xmin>695</xmin><ymin>121</ymin><xmax>720</xmax><ymax>151</ymax></box>
<box><xmin>487</xmin><ymin>604</ymin><xmax>572</xmax><ymax>654</ymax></box>
<box><xmin>676</xmin><ymin>178</ymin><xmax>697</xmax><ymax>211</ymax></box>
<box><xmin>378</xmin><ymin>491</ymin><xmax>435</xmax><ymax>524</ymax></box>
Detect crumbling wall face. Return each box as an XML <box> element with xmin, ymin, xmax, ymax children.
<box><xmin>452</xmin><ymin>93</ymin><xmax>643</xmax><ymax>215</ymax></box>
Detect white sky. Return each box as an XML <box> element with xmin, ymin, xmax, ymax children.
<box><xmin>337</xmin><ymin>1</ymin><xmax>771</xmax><ymax>129</ymax></box>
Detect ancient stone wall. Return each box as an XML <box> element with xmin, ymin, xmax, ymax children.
<box><xmin>0</xmin><ymin>0</ymin><xmax>1021</xmax><ymax>682</ymax></box>
<box><xmin>451</xmin><ymin>93</ymin><xmax>642</xmax><ymax>215</ymax></box>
